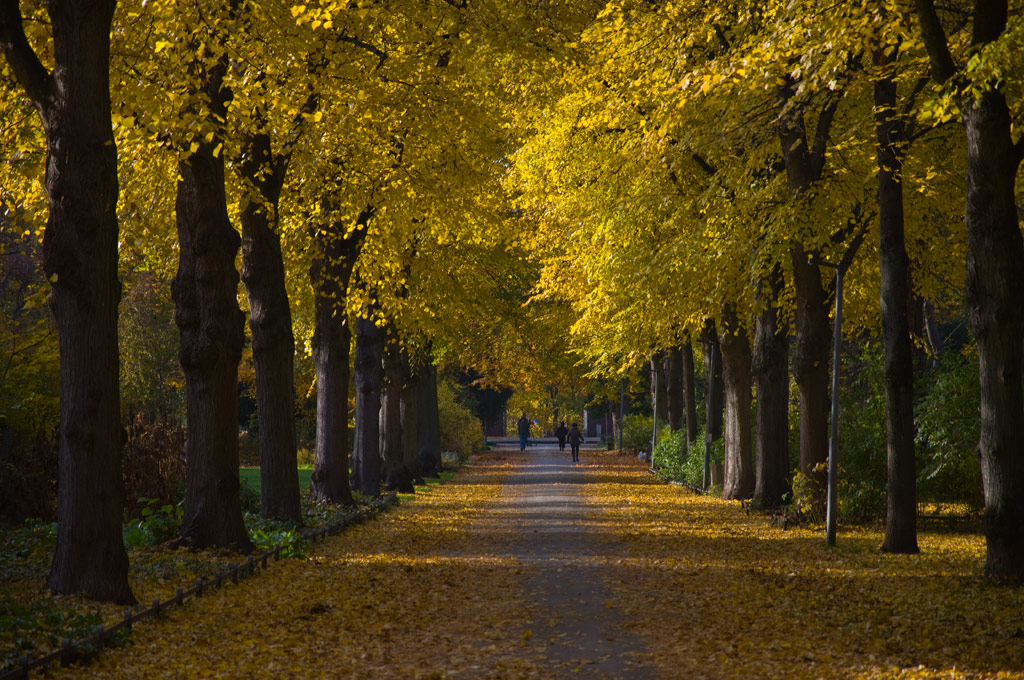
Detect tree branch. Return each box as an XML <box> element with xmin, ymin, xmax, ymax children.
<box><xmin>914</xmin><ymin>0</ymin><xmax>957</xmax><ymax>82</ymax></box>
<box><xmin>0</xmin><ymin>0</ymin><xmax>53</xmax><ymax>111</ymax></box>
<box><xmin>809</xmin><ymin>91</ymin><xmax>841</xmax><ymax>180</ymax></box>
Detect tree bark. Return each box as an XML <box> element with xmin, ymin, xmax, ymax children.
<box><xmin>665</xmin><ymin>346</ymin><xmax>685</xmax><ymax>432</ymax></box>
<box><xmin>308</xmin><ymin>205</ymin><xmax>372</xmax><ymax>505</ymax></box>
<box><xmin>309</xmin><ymin>255</ymin><xmax>354</xmax><ymax>505</ymax></box>
<box><xmin>914</xmin><ymin>0</ymin><xmax>1024</xmax><ymax>580</ymax></box>
<box><xmin>963</xmin><ymin>92</ymin><xmax>1024</xmax><ymax>579</ymax></box>
<box><xmin>417</xmin><ymin>360</ymin><xmax>442</xmax><ymax>477</ymax></box>
<box><xmin>402</xmin><ymin>351</ymin><xmax>423</xmax><ymax>486</ymax></box>
<box><xmin>875</xmin><ymin>74</ymin><xmax>919</xmax><ymax>554</ymax></box>
<box><xmin>701</xmin><ymin>321</ymin><xmax>724</xmax><ymax>485</ymax></box>
<box><xmin>682</xmin><ymin>338</ymin><xmax>698</xmax><ymax>447</ymax></box>
<box><xmin>381</xmin><ymin>337</ymin><xmax>413</xmax><ymax>492</ymax></box>
<box><xmin>752</xmin><ymin>268</ymin><xmax>790</xmax><ymax>508</ymax></box>
<box><xmin>720</xmin><ymin>308</ymin><xmax>755</xmax><ymax>500</ymax></box>
<box><xmin>172</xmin><ymin>141</ymin><xmax>252</xmax><ymax>552</ymax></box>
<box><xmin>238</xmin><ymin>130</ymin><xmax>300</xmax><ymax>523</ymax></box>
<box><xmin>352</xmin><ymin>314</ymin><xmax>384</xmax><ymax>497</ymax></box>
<box><xmin>170</xmin><ymin>53</ymin><xmax>251</xmax><ymax>551</ymax></box>
<box><xmin>650</xmin><ymin>351</ymin><xmax>668</xmax><ymax>428</ymax></box>
<box><xmin>1</xmin><ymin>0</ymin><xmax>135</xmax><ymax>604</ymax></box>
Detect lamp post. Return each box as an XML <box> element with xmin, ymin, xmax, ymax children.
<box><xmin>814</xmin><ymin>258</ymin><xmax>845</xmax><ymax>547</ymax></box>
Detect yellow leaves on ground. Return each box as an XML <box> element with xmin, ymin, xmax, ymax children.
<box><xmin>53</xmin><ymin>462</ymin><xmax>548</xmax><ymax>680</ymax></box>
<box><xmin>48</xmin><ymin>450</ymin><xmax>1024</xmax><ymax>679</ymax></box>
<box><xmin>588</xmin><ymin>456</ymin><xmax>1024</xmax><ymax>679</ymax></box>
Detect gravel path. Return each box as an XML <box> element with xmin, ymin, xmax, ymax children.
<box><xmin>493</xmin><ymin>442</ymin><xmax>656</xmax><ymax>678</ymax></box>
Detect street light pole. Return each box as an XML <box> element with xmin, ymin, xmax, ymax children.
<box><xmin>814</xmin><ymin>259</ymin><xmax>844</xmax><ymax>547</ymax></box>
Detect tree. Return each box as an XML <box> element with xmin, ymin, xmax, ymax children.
<box><xmin>351</xmin><ymin>311</ymin><xmax>384</xmax><ymax>497</ymax></box>
<box><xmin>0</xmin><ymin>0</ymin><xmax>134</xmax><ymax>604</ymax></box>
<box><xmin>914</xmin><ymin>0</ymin><xmax>1024</xmax><ymax>579</ymax></box>
<box><xmin>307</xmin><ymin>203</ymin><xmax>372</xmax><ymax>506</ymax></box>
<box><xmin>873</xmin><ymin>35</ymin><xmax>920</xmax><ymax>554</ymax></box>
<box><xmin>720</xmin><ymin>307</ymin><xmax>755</xmax><ymax>500</ymax></box>
<box><xmin>171</xmin><ymin>48</ymin><xmax>251</xmax><ymax>551</ymax></box>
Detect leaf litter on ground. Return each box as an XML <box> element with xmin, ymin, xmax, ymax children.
<box><xmin>14</xmin><ymin>449</ymin><xmax>1024</xmax><ymax>679</ymax></box>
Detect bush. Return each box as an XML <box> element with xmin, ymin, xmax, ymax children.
<box><xmin>0</xmin><ymin>424</ymin><xmax>57</xmax><ymax>523</ymax></box>
<box><xmin>836</xmin><ymin>344</ymin><xmax>888</xmax><ymax>523</ymax></box>
<box><xmin>122</xmin><ymin>414</ymin><xmax>185</xmax><ymax>517</ymax></box>
<box><xmin>916</xmin><ymin>347</ymin><xmax>984</xmax><ymax>509</ymax></box>
<box><xmin>438</xmin><ymin>381</ymin><xmax>485</xmax><ymax>459</ymax></box>
<box><xmin>622</xmin><ymin>414</ymin><xmax>654</xmax><ymax>453</ymax></box>
<box><xmin>652</xmin><ymin>427</ymin><xmax>686</xmax><ymax>479</ymax></box>
<box><xmin>123</xmin><ymin>499</ymin><xmax>182</xmax><ymax>548</ymax></box>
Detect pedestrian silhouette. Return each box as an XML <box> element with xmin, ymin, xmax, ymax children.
<box><xmin>567</xmin><ymin>423</ymin><xmax>584</xmax><ymax>462</ymax></box>
<box><xmin>555</xmin><ymin>421</ymin><xmax>568</xmax><ymax>451</ymax></box>
<box><xmin>516</xmin><ymin>414</ymin><xmax>531</xmax><ymax>451</ymax></box>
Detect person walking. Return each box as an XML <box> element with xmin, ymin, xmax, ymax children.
<box><xmin>516</xmin><ymin>413</ymin><xmax>531</xmax><ymax>451</ymax></box>
<box><xmin>554</xmin><ymin>421</ymin><xmax>568</xmax><ymax>451</ymax></box>
<box><xmin>567</xmin><ymin>422</ymin><xmax>584</xmax><ymax>462</ymax></box>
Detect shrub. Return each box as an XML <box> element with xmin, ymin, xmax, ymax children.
<box><xmin>122</xmin><ymin>499</ymin><xmax>182</xmax><ymax>548</ymax></box>
<box><xmin>438</xmin><ymin>381</ymin><xmax>485</xmax><ymax>459</ymax></box>
<box><xmin>835</xmin><ymin>343</ymin><xmax>888</xmax><ymax>523</ymax></box>
<box><xmin>122</xmin><ymin>414</ymin><xmax>185</xmax><ymax>517</ymax></box>
<box><xmin>621</xmin><ymin>414</ymin><xmax>654</xmax><ymax>453</ymax></box>
<box><xmin>239</xmin><ymin>478</ymin><xmax>262</xmax><ymax>514</ymax></box>
<box><xmin>0</xmin><ymin>424</ymin><xmax>57</xmax><ymax>523</ymax></box>
<box><xmin>916</xmin><ymin>346</ymin><xmax>984</xmax><ymax>509</ymax></box>
<box><xmin>652</xmin><ymin>427</ymin><xmax>686</xmax><ymax>480</ymax></box>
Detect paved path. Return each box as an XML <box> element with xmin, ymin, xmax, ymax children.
<box><xmin>492</xmin><ymin>442</ymin><xmax>655</xmax><ymax>677</ymax></box>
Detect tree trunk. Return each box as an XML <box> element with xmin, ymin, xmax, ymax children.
<box><xmin>352</xmin><ymin>314</ymin><xmax>384</xmax><ymax>497</ymax></box>
<box><xmin>915</xmin><ymin>0</ymin><xmax>1024</xmax><ymax>578</ymax></box>
<box><xmin>308</xmin><ymin>253</ymin><xmax>354</xmax><ymax>505</ymax></box>
<box><xmin>172</xmin><ymin>139</ymin><xmax>252</xmax><ymax>552</ymax></box>
<box><xmin>701</xmin><ymin>321</ymin><xmax>724</xmax><ymax>485</ymax></box>
<box><xmin>921</xmin><ymin>298</ymin><xmax>944</xmax><ymax>360</ymax></box>
<box><xmin>665</xmin><ymin>346</ymin><xmax>685</xmax><ymax>432</ymax></box>
<box><xmin>238</xmin><ymin>130</ymin><xmax>300</xmax><ymax>523</ymax></box>
<box><xmin>308</xmin><ymin>206</ymin><xmax>372</xmax><ymax>505</ymax></box>
<box><xmin>776</xmin><ymin>82</ymin><xmax>835</xmax><ymax>512</ymax></box>
<box><xmin>720</xmin><ymin>309</ymin><xmax>755</xmax><ymax>500</ymax></box>
<box><xmin>790</xmin><ymin>249</ymin><xmax>831</xmax><ymax>507</ymax></box>
<box><xmin>753</xmin><ymin>269</ymin><xmax>790</xmax><ymax>508</ymax></box>
<box><xmin>682</xmin><ymin>338</ymin><xmax>698</xmax><ymax>447</ymax></box>
<box><xmin>402</xmin><ymin>353</ymin><xmax>423</xmax><ymax>486</ymax></box>
<box><xmin>875</xmin><ymin>75</ymin><xmax>919</xmax><ymax>554</ymax></box>
<box><xmin>418</xmin><ymin>360</ymin><xmax>441</xmax><ymax>477</ymax></box>
<box><xmin>1</xmin><ymin>0</ymin><xmax>135</xmax><ymax>604</ymax></box>
<box><xmin>650</xmin><ymin>350</ymin><xmax>668</xmax><ymax>428</ymax></box>
<box><xmin>381</xmin><ymin>337</ymin><xmax>413</xmax><ymax>492</ymax></box>
<box><xmin>962</xmin><ymin>90</ymin><xmax>1024</xmax><ymax>580</ymax></box>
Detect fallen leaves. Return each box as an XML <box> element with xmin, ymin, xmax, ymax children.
<box><xmin>32</xmin><ymin>449</ymin><xmax>1024</xmax><ymax>679</ymax></box>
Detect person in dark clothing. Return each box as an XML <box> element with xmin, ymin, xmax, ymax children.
<box><xmin>516</xmin><ymin>414</ymin><xmax>531</xmax><ymax>451</ymax></box>
<box><xmin>567</xmin><ymin>423</ymin><xmax>584</xmax><ymax>462</ymax></box>
<box><xmin>554</xmin><ymin>421</ymin><xmax>568</xmax><ymax>451</ymax></box>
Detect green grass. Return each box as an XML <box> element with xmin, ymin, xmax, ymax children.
<box><xmin>239</xmin><ymin>467</ymin><xmax>314</xmax><ymax>497</ymax></box>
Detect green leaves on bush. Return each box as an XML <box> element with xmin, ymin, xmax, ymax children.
<box><xmin>122</xmin><ymin>498</ymin><xmax>182</xmax><ymax>547</ymax></box>
<box><xmin>249</xmin><ymin>528</ymin><xmax>307</xmax><ymax>559</ymax></box>
<box><xmin>0</xmin><ymin>591</ymin><xmax>106</xmax><ymax>671</ymax></box>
